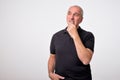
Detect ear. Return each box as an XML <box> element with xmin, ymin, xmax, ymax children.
<box><xmin>79</xmin><ymin>17</ymin><xmax>83</xmax><ymax>23</ymax></box>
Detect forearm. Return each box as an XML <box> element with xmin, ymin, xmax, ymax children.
<box><xmin>48</xmin><ymin>54</ymin><xmax>65</xmax><ymax>80</ymax></box>
<box><xmin>48</xmin><ymin>54</ymin><xmax>55</xmax><ymax>76</ymax></box>
<box><xmin>73</xmin><ymin>35</ymin><xmax>93</xmax><ymax>65</ymax></box>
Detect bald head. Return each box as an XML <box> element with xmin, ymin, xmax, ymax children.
<box><xmin>68</xmin><ymin>5</ymin><xmax>83</xmax><ymax>17</ymax></box>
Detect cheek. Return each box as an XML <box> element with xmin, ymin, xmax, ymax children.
<box><xmin>66</xmin><ymin>16</ymin><xmax>71</xmax><ymax>22</ymax></box>
<box><xmin>67</xmin><ymin>16</ymin><xmax>70</xmax><ymax>20</ymax></box>
<box><xmin>76</xmin><ymin>18</ymin><xmax>81</xmax><ymax>23</ymax></box>
<box><xmin>66</xmin><ymin>16</ymin><xmax>69</xmax><ymax>24</ymax></box>
<box><xmin>74</xmin><ymin>18</ymin><xmax>79</xmax><ymax>23</ymax></box>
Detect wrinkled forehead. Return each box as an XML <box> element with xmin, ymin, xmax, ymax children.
<box><xmin>68</xmin><ymin>6</ymin><xmax>81</xmax><ymax>13</ymax></box>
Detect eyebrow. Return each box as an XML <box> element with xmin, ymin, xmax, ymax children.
<box><xmin>67</xmin><ymin>11</ymin><xmax>80</xmax><ymax>15</ymax></box>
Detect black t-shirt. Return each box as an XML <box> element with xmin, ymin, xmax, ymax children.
<box><xmin>50</xmin><ymin>27</ymin><xmax>95</xmax><ymax>80</ymax></box>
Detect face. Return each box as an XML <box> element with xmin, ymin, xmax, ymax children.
<box><xmin>66</xmin><ymin>6</ymin><xmax>83</xmax><ymax>27</ymax></box>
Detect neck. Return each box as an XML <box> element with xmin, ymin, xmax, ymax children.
<box><xmin>76</xmin><ymin>25</ymin><xmax>79</xmax><ymax>29</ymax></box>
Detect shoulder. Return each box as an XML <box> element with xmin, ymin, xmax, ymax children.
<box><xmin>81</xmin><ymin>28</ymin><xmax>95</xmax><ymax>39</ymax></box>
<box><xmin>52</xmin><ymin>29</ymin><xmax>65</xmax><ymax>38</ymax></box>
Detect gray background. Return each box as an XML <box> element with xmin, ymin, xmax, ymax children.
<box><xmin>0</xmin><ymin>0</ymin><xmax>120</xmax><ymax>80</ymax></box>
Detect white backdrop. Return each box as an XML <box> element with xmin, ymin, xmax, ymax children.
<box><xmin>0</xmin><ymin>0</ymin><xmax>120</xmax><ymax>80</ymax></box>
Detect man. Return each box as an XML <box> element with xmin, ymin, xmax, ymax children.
<box><xmin>48</xmin><ymin>5</ymin><xmax>95</xmax><ymax>80</ymax></box>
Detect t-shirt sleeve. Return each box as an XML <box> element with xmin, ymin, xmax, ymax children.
<box><xmin>84</xmin><ymin>32</ymin><xmax>95</xmax><ymax>52</ymax></box>
<box><xmin>50</xmin><ymin>35</ymin><xmax>56</xmax><ymax>54</ymax></box>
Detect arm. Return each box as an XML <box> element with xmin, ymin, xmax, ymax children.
<box><xmin>67</xmin><ymin>24</ymin><xmax>93</xmax><ymax>65</ymax></box>
<box><xmin>73</xmin><ymin>35</ymin><xmax>93</xmax><ymax>65</ymax></box>
<box><xmin>48</xmin><ymin>54</ymin><xmax>56</xmax><ymax>76</ymax></box>
<box><xmin>48</xmin><ymin>54</ymin><xmax>65</xmax><ymax>80</ymax></box>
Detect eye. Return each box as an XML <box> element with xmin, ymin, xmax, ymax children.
<box><xmin>74</xmin><ymin>13</ymin><xmax>80</xmax><ymax>17</ymax></box>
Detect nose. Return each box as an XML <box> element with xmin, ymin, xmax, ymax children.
<box><xmin>70</xmin><ymin>15</ymin><xmax>74</xmax><ymax>20</ymax></box>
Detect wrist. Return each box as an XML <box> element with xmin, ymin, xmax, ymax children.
<box><xmin>73</xmin><ymin>34</ymin><xmax>79</xmax><ymax>40</ymax></box>
<box><xmin>49</xmin><ymin>72</ymin><xmax>54</xmax><ymax>78</ymax></box>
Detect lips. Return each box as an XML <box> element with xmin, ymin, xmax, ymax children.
<box><xmin>69</xmin><ymin>20</ymin><xmax>74</xmax><ymax>24</ymax></box>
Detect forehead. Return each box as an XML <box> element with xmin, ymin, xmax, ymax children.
<box><xmin>68</xmin><ymin>6</ymin><xmax>81</xmax><ymax>13</ymax></box>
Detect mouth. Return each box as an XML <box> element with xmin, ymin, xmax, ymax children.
<box><xmin>69</xmin><ymin>20</ymin><xmax>74</xmax><ymax>24</ymax></box>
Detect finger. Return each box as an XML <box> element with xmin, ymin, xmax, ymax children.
<box><xmin>68</xmin><ymin>22</ymin><xmax>75</xmax><ymax>29</ymax></box>
<box><xmin>68</xmin><ymin>21</ymin><xmax>74</xmax><ymax>26</ymax></box>
<box><xmin>57</xmin><ymin>75</ymin><xmax>65</xmax><ymax>79</ymax></box>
